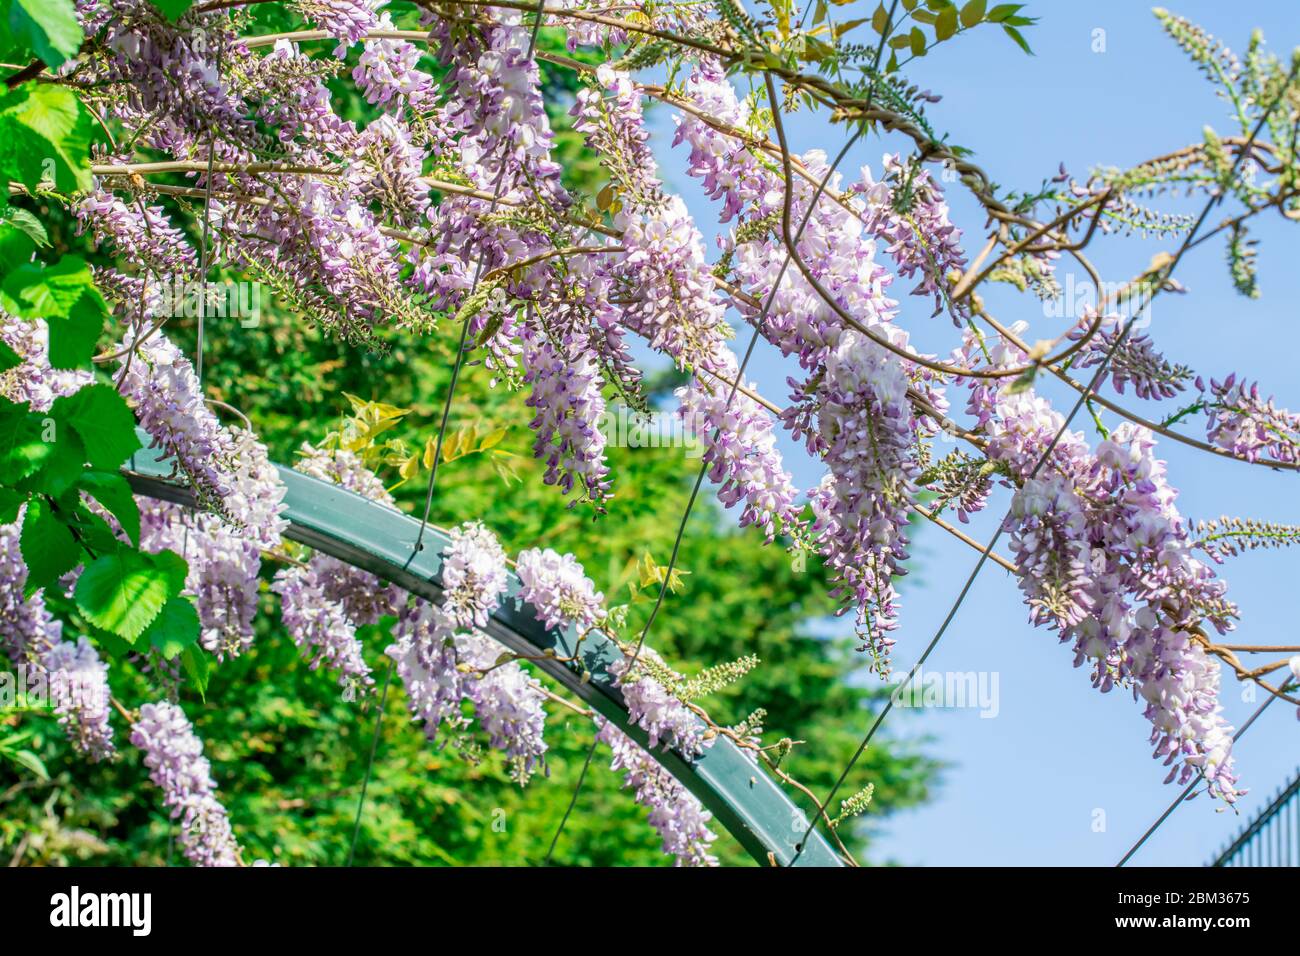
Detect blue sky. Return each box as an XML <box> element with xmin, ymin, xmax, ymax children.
<box><xmin>645</xmin><ymin>1</ymin><xmax>1300</xmax><ymax>865</ymax></box>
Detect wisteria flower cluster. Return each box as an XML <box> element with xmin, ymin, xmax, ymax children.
<box><xmin>129</xmin><ymin>701</ymin><xmax>244</xmax><ymax>867</ymax></box>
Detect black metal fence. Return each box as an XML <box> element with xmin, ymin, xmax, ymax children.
<box><xmin>1210</xmin><ymin>769</ymin><xmax>1300</xmax><ymax>866</ymax></box>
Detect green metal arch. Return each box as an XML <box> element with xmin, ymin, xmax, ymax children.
<box><xmin>124</xmin><ymin>435</ymin><xmax>844</xmax><ymax>867</ymax></box>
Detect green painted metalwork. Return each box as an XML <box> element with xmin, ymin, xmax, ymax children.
<box><xmin>125</xmin><ymin>434</ymin><xmax>845</xmax><ymax>867</ymax></box>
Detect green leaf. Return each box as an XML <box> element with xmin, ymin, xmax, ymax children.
<box><xmin>0</xmin><ymin>398</ymin><xmax>52</xmax><ymax>480</ymax></box>
<box><xmin>0</xmin><ymin>84</ymin><xmax>94</xmax><ymax>194</ymax></box>
<box><xmin>149</xmin><ymin>548</ymin><xmax>190</xmax><ymax>597</ymax></box>
<box><xmin>909</xmin><ymin>26</ymin><xmax>927</xmax><ymax>55</ymax></box>
<box><xmin>148</xmin><ymin>0</ymin><xmax>195</xmax><ymax>22</ymax></box>
<box><xmin>19</xmin><ymin>496</ymin><xmax>79</xmax><ymax>594</ymax></box>
<box><xmin>46</xmin><ymin>294</ymin><xmax>102</xmax><ymax>369</ymax></box>
<box><xmin>986</xmin><ymin>3</ymin><xmax>1023</xmax><ymax>22</ymax></box>
<box><xmin>960</xmin><ymin>0</ymin><xmax>986</xmax><ymax>28</ymax></box>
<box><xmin>142</xmin><ymin>597</ymin><xmax>200</xmax><ymax>660</ymax></box>
<box><xmin>1</xmin><ymin>206</ymin><xmax>46</xmax><ymax>244</ymax></box>
<box><xmin>22</xmin><ymin>421</ymin><xmax>81</xmax><ymax>497</ymax></box>
<box><xmin>935</xmin><ymin>5</ymin><xmax>957</xmax><ymax>40</ymax></box>
<box><xmin>7</xmin><ymin>748</ymin><xmax>48</xmax><ymax>780</ymax></box>
<box><xmin>2</xmin><ymin>257</ymin><xmax>107</xmax><ymax>371</ymax></box>
<box><xmin>7</xmin><ymin>0</ymin><xmax>83</xmax><ymax>68</ymax></box>
<box><xmin>2</xmin><ymin>254</ymin><xmax>101</xmax><ymax>319</ymax></box>
<box><xmin>181</xmin><ymin>644</ymin><xmax>211</xmax><ymax>699</ymax></box>
<box><xmin>0</xmin><ymin>485</ymin><xmax>23</xmax><ymax>523</ymax></box>
<box><xmin>871</xmin><ymin>1</ymin><xmax>889</xmax><ymax>33</ymax></box>
<box><xmin>1002</xmin><ymin>23</ymin><xmax>1032</xmax><ymax>54</ymax></box>
<box><xmin>74</xmin><ymin>550</ymin><xmax>176</xmax><ymax>642</ymax></box>
<box><xmin>50</xmin><ymin>384</ymin><xmax>140</xmax><ymax>470</ymax></box>
<box><xmin>60</xmin><ymin>497</ymin><xmax>127</xmax><ymax>558</ymax></box>
<box><xmin>0</xmin><ymin>211</ymin><xmax>44</xmax><ymax>273</ymax></box>
<box><xmin>0</xmin><ymin>338</ymin><xmax>18</xmax><ymax>372</ymax></box>
<box><xmin>78</xmin><ymin>470</ymin><xmax>140</xmax><ymax>545</ymax></box>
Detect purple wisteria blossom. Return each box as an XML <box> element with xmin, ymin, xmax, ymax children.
<box><xmin>130</xmin><ymin>701</ymin><xmax>243</xmax><ymax>867</ymax></box>
<box><xmin>515</xmin><ymin>547</ymin><xmax>605</xmax><ymax>632</ymax></box>
<box><xmin>595</xmin><ymin>719</ymin><xmax>718</xmax><ymax>867</ymax></box>
<box><xmin>440</xmin><ymin>520</ymin><xmax>509</xmax><ymax>629</ymax></box>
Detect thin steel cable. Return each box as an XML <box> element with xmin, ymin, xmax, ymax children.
<box><xmin>543</xmin><ymin>3</ymin><xmax>900</xmax><ymax>863</ymax></box>
<box><xmin>346</xmin><ymin>662</ymin><xmax>395</xmax><ymax>866</ymax></box>
<box><xmin>543</xmin><ymin>733</ymin><xmax>599</xmax><ymax>864</ymax></box>
<box><xmin>792</xmin><ymin>58</ymin><xmax>1300</xmax><ymax>863</ymax></box>
<box><xmin>1117</xmin><ymin>685</ymin><xmax>1282</xmax><ymax>867</ymax></box>
<box><xmin>348</xmin><ymin>0</ymin><xmax>550</xmax><ymax>864</ymax></box>
<box><xmin>195</xmin><ymin>30</ymin><xmax>225</xmax><ymax>386</ymax></box>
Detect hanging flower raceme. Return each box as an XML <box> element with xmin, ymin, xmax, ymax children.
<box><xmin>1</xmin><ymin>316</ymin><xmax>92</xmax><ymax>412</ymax></box>
<box><xmin>609</xmin><ymin>657</ymin><xmax>709</xmax><ymax>759</ymax></box>
<box><xmin>272</xmin><ymin>444</ymin><xmax>399</xmax><ymax>692</ymax></box>
<box><xmin>676</xmin><ymin>363</ymin><xmax>800</xmax><ymax>542</ymax></box>
<box><xmin>116</xmin><ymin>329</ymin><xmax>237</xmax><ymax>512</ymax></box>
<box><xmin>970</xmin><ymin>335</ymin><xmax>1244</xmax><ymax>800</ymax></box>
<box><xmin>521</xmin><ymin>327</ymin><xmax>612</xmax><ymax>505</ymax></box>
<box><xmin>440</xmin><ymin>520</ymin><xmax>510</xmax><ymax>628</ymax></box>
<box><xmin>273</xmin><ymin>562</ymin><xmax>376</xmax><ymax>697</ymax></box>
<box><xmin>354</xmin><ymin>13</ymin><xmax>437</xmax><ymax>114</ymax></box>
<box><xmin>1201</xmin><ymin>373</ymin><xmax>1300</xmax><ymax>464</ymax></box>
<box><xmin>571</xmin><ymin>65</ymin><xmax>663</xmax><ymax>211</ymax></box>
<box><xmin>294</xmin><ymin>0</ymin><xmax>379</xmax><ymax>52</ymax></box>
<box><xmin>83</xmin><ymin>0</ymin><xmax>258</xmax><ymax>155</ymax></box>
<box><xmin>856</xmin><ymin>154</ymin><xmax>968</xmax><ymax>322</ymax></box>
<box><xmin>387</xmin><ymin>600</ymin><xmax>468</xmax><ymax>742</ymax></box>
<box><xmin>130</xmin><ymin>701</ymin><xmax>244</xmax><ymax>867</ymax></box>
<box><xmin>1005</xmin><ymin>475</ymin><xmax>1095</xmax><ymax>629</ymax></box>
<box><xmin>418</xmin><ymin>7</ymin><xmax>571</xmax><ymax>320</ymax></box>
<box><xmin>515</xmin><ymin>547</ymin><xmax>605</xmax><ymax>633</ymax></box>
<box><xmin>76</xmin><ymin>183</ymin><xmax>198</xmax><ymax>279</ymax></box>
<box><xmin>807</xmin><ymin>328</ymin><xmax>921</xmax><ymax>661</ymax></box>
<box><xmin>388</xmin><ymin>522</ymin><xmax>547</xmax><ymax>782</ymax></box>
<box><xmin>1</xmin><ymin>520</ymin><xmax>115</xmax><ymax>761</ymax></box>
<box><xmin>457</xmin><ymin>630</ymin><xmax>549</xmax><ymax>783</ymax></box>
<box><xmin>1072</xmin><ymin>317</ymin><xmax>1193</xmax><ymax>401</ymax></box>
<box><xmin>595</xmin><ymin>719</ymin><xmax>718</xmax><ymax>867</ymax></box>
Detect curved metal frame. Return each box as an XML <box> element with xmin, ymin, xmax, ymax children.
<box><xmin>124</xmin><ymin>436</ymin><xmax>844</xmax><ymax>867</ymax></box>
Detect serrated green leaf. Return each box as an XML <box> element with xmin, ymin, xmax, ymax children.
<box><xmin>0</xmin><ymin>84</ymin><xmax>94</xmax><ymax>194</ymax></box>
<box><xmin>143</xmin><ymin>596</ymin><xmax>200</xmax><ymax>660</ymax></box>
<box><xmin>50</xmin><ymin>384</ymin><xmax>139</xmax><ymax>470</ymax></box>
<box><xmin>74</xmin><ymin>550</ymin><xmax>174</xmax><ymax>642</ymax></box>
<box><xmin>19</xmin><ymin>496</ymin><xmax>78</xmax><ymax>594</ymax></box>
<box><xmin>8</xmin><ymin>0</ymin><xmax>83</xmax><ymax>68</ymax></box>
<box><xmin>0</xmin><ymin>399</ymin><xmax>52</xmax><ymax>480</ymax></box>
<box><xmin>46</xmin><ymin>295</ymin><xmax>102</xmax><ymax>369</ymax></box>
<box><xmin>22</xmin><ymin>421</ymin><xmax>81</xmax><ymax>497</ymax></box>
<box><xmin>2</xmin><ymin>206</ymin><xmax>46</xmax><ymax>245</ymax></box>
<box><xmin>0</xmin><ymin>219</ymin><xmax>36</xmax><ymax>274</ymax></box>
<box><xmin>2</xmin><ymin>254</ymin><xmax>101</xmax><ymax>318</ymax></box>
<box><xmin>149</xmin><ymin>548</ymin><xmax>189</xmax><ymax>597</ymax></box>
